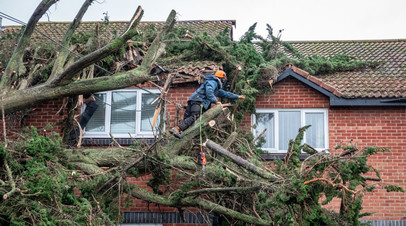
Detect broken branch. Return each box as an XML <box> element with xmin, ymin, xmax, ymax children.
<box><xmin>48</xmin><ymin>0</ymin><xmax>96</xmax><ymax>81</ymax></box>
<box><xmin>50</xmin><ymin>6</ymin><xmax>144</xmax><ymax>86</ymax></box>
<box><xmin>204</xmin><ymin>139</ymin><xmax>280</xmax><ymax>181</ymax></box>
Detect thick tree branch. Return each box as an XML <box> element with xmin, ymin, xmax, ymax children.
<box><xmin>185</xmin><ymin>186</ymin><xmax>262</xmax><ymax>196</ymax></box>
<box><xmin>361</xmin><ymin>176</ymin><xmax>381</xmax><ymax>181</ymax></box>
<box><xmin>3</xmin><ymin>159</ymin><xmax>17</xmax><ymax>200</ymax></box>
<box><xmin>2</xmin><ymin>69</ymin><xmax>152</xmax><ymax>113</ymax></box>
<box><xmin>180</xmin><ymin>197</ymin><xmax>272</xmax><ymax>225</ymax></box>
<box><xmin>50</xmin><ymin>6</ymin><xmax>144</xmax><ymax>86</ymax></box>
<box><xmin>165</xmin><ymin>105</ymin><xmax>227</xmax><ymax>156</ymax></box>
<box><xmin>124</xmin><ymin>181</ymin><xmax>273</xmax><ymax>225</ymax></box>
<box><xmin>48</xmin><ymin>0</ymin><xmax>95</xmax><ymax>81</ymax></box>
<box><xmin>204</xmin><ymin>139</ymin><xmax>281</xmax><ymax>181</ymax></box>
<box><xmin>0</xmin><ymin>0</ymin><xmax>58</xmax><ymax>91</ymax></box>
<box><xmin>140</xmin><ymin>10</ymin><xmax>177</xmax><ymax>70</ymax></box>
<box><xmin>303</xmin><ymin>178</ymin><xmax>356</xmax><ymax>194</ymax></box>
<box><xmin>223</xmin><ymin>131</ymin><xmax>238</xmax><ymax>149</ymax></box>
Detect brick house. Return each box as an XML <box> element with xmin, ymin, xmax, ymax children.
<box><xmin>1</xmin><ymin>20</ymin><xmax>405</xmax><ymax>225</ymax></box>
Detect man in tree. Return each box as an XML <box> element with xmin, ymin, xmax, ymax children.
<box><xmin>169</xmin><ymin>70</ymin><xmax>245</xmax><ymax>138</ymax></box>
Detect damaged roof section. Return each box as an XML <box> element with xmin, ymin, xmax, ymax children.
<box><xmin>152</xmin><ymin>61</ymin><xmax>222</xmax><ymax>85</ymax></box>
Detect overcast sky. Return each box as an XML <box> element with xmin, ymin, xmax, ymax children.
<box><xmin>1</xmin><ymin>0</ymin><xmax>406</xmax><ymax>41</ymax></box>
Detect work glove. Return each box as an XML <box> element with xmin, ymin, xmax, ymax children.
<box><xmin>238</xmin><ymin>95</ymin><xmax>245</xmax><ymax>100</ymax></box>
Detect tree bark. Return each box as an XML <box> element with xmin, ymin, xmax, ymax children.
<box><xmin>223</xmin><ymin>131</ymin><xmax>238</xmax><ymax>149</ymax></box>
<box><xmin>204</xmin><ymin>139</ymin><xmax>280</xmax><ymax>181</ymax></box>
<box><xmin>165</xmin><ymin>105</ymin><xmax>228</xmax><ymax>156</ymax></box>
<box><xmin>0</xmin><ymin>0</ymin><xmax>57</xmax><ymax>91</ymax></box>
<box><xmin>2</xmin><ymin>69</ymin><xmax>152</xmax><ymax>114</ymax></box>
<box><xmin>123</xmin><ymin>180</ymin><xmax>273</xmax><ymax>225</ymax></box>
<box><xmin>50</xmin><ymin>7</ymin><xmax>145</xmax><ymax>86</ymax></box>
<box><xmin>185</xmin><ymin>186</ymin><xmax>262</xmax><ymax>196</ymax></box>
<box><xmin>48</xmin><ymin>0</ymin><xmax>96</xmax><ymax>81</ymax></box>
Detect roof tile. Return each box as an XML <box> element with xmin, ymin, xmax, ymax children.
<box><xmin>289</xmin><ymin>39</ymin><xmax>406</xmax><ymax>98</ymax></box>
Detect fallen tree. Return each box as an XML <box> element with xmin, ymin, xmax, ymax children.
<box><xmin>0</xmin><ymin>1</ymin><xmax>403</xmax><ymax>225</ymax></box>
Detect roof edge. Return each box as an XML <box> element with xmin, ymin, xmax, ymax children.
<box><xmin>280</xmin><ymin>64</ymin><xmax>343</xmax><ymax>97</ymax></box>
<box><xmin>330</xmin><ymin>98</ymin><xmax>406</xmax><ymax>107</ymax></box>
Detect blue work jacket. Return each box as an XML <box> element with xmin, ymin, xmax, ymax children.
<box><xmin>188</xmin><ymin>74</ymin><xmax>239</xmax><ymax>109</ymax></box>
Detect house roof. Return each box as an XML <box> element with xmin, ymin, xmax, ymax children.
<box><xmin>0</xmin><ymin>20</ymin><xmax>236</xmax><ymax>43</ymax></box>
<box><xmin>287</xmin><ymin>39</ymin><xmax>406</xmax><ymax>99</ymax></box>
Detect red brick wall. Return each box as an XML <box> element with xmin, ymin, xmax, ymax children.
<box><xmin>0</xmin><ymin>99</ymin><xmax>66</xmax><ymax>139</ymax></box>
<box><xmin>255</xmin><ymin>77</ymin><xmax>330</xmax><ymax>109</ymax></box>
<box><xmin>329</xmin><ymin>107</ymin><xmax>406</xmax><ymax>220</ymax></box>
<box><xmin>166</xmin><ymin>86</ymin><xmax>196</xmax><ymax>128</ymax></box>
<box><xmin>23</xmin><ymin>99</ymin><xmax>66</xmax><ymax>133</ymax></box>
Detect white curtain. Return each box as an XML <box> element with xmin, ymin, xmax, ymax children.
<box><xmin>305</xmin><ymin>112</ymin><xmax>325</xmax><ymax>148</ymax></box>
<box><xmin>141</xmin><ymin>93</ymin><xmax>158</xmax><ymax>132</ymax></box>
<box><xmin>256</xmin><ymin>113</ymin><xmax>275</xmax><ymax>149</ymax></box>
<box><xmin>110</xmin><ymin>92</ymin><xmax>137</xmax><ymax>134</ymax></box>
<box><xmin>279</xmin><ymin>111</ymin><xmax>301</xmax><ymax>150</ymax></box>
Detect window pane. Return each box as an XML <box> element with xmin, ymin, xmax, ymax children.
<box><xmin>305</xmin><ymin>112</ymin><xmax>325</xmax><ymax>148</ymax></box>
<box><xmin>111</xmin><ymin>92</ymin><xmax>137</xmax><ymax>134</ymax></box>
<box><xmin>86</xmin><ymin>93</ymin><xmax>106</xmax><ymax>132</ymax></box>
<box><xmin>256</xmin><ymin>113</ymin><xmax>275</xmax><ymax>149</ymax></box>
<box><xmin>279</xmin><ymin>111</ymin><xmax>301</xmax><ymax>150</ymax></box>
<box><xmin>141</xmin><ymin>93</ymin><xmax>158</xmax><ymax>132</ymax></box>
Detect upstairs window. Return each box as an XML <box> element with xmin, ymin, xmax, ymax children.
<box><xmin>84</xmin><ymin>88</ymin><xmax>160</xmax><ymax>138</ymax></box>
<box><xmin>252</xmin><ymin>109</ymin><xmax>328</xmax><ymax>153</ymax></box>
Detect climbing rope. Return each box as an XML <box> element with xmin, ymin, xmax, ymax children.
<box><xmin>197</xmin><ymin>104</ymin><xmax>206</xmax><ymax>169</ymax></box>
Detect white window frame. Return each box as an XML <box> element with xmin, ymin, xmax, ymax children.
<box><xmin>83</xmin><ymin>88</ymin><xmax>161</xmax><ymax>139</ymax></box>
<box><xmin>252</xmin><ymin>108</ymin><xmax>329</xmax><ymax>153</ymax></box>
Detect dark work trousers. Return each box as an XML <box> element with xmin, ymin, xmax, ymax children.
<box><xmin>178</xmin><ymin>101</ymin><xmax>207</xmax><ymax>132</ymax></box>
<box><xmin>68</xmin><ymin>101</ymin><xmax>98</xmax><ymax>147</ymax></box>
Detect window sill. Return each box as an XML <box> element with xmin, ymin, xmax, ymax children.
<box><xmin>260</xmin><ymin>153</ymin><xmax>310</xmax><ymax>161</ymax></box>
<box><xmin>82</xmin><ymin>138</ymin><xmax>156</xmax><ymax>146</ymax></box>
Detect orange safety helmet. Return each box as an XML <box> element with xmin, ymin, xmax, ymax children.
<box><xmin>214</xmin><ymin>70</ymin><xmax>227</xmax><ymax>82</ymax></box>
